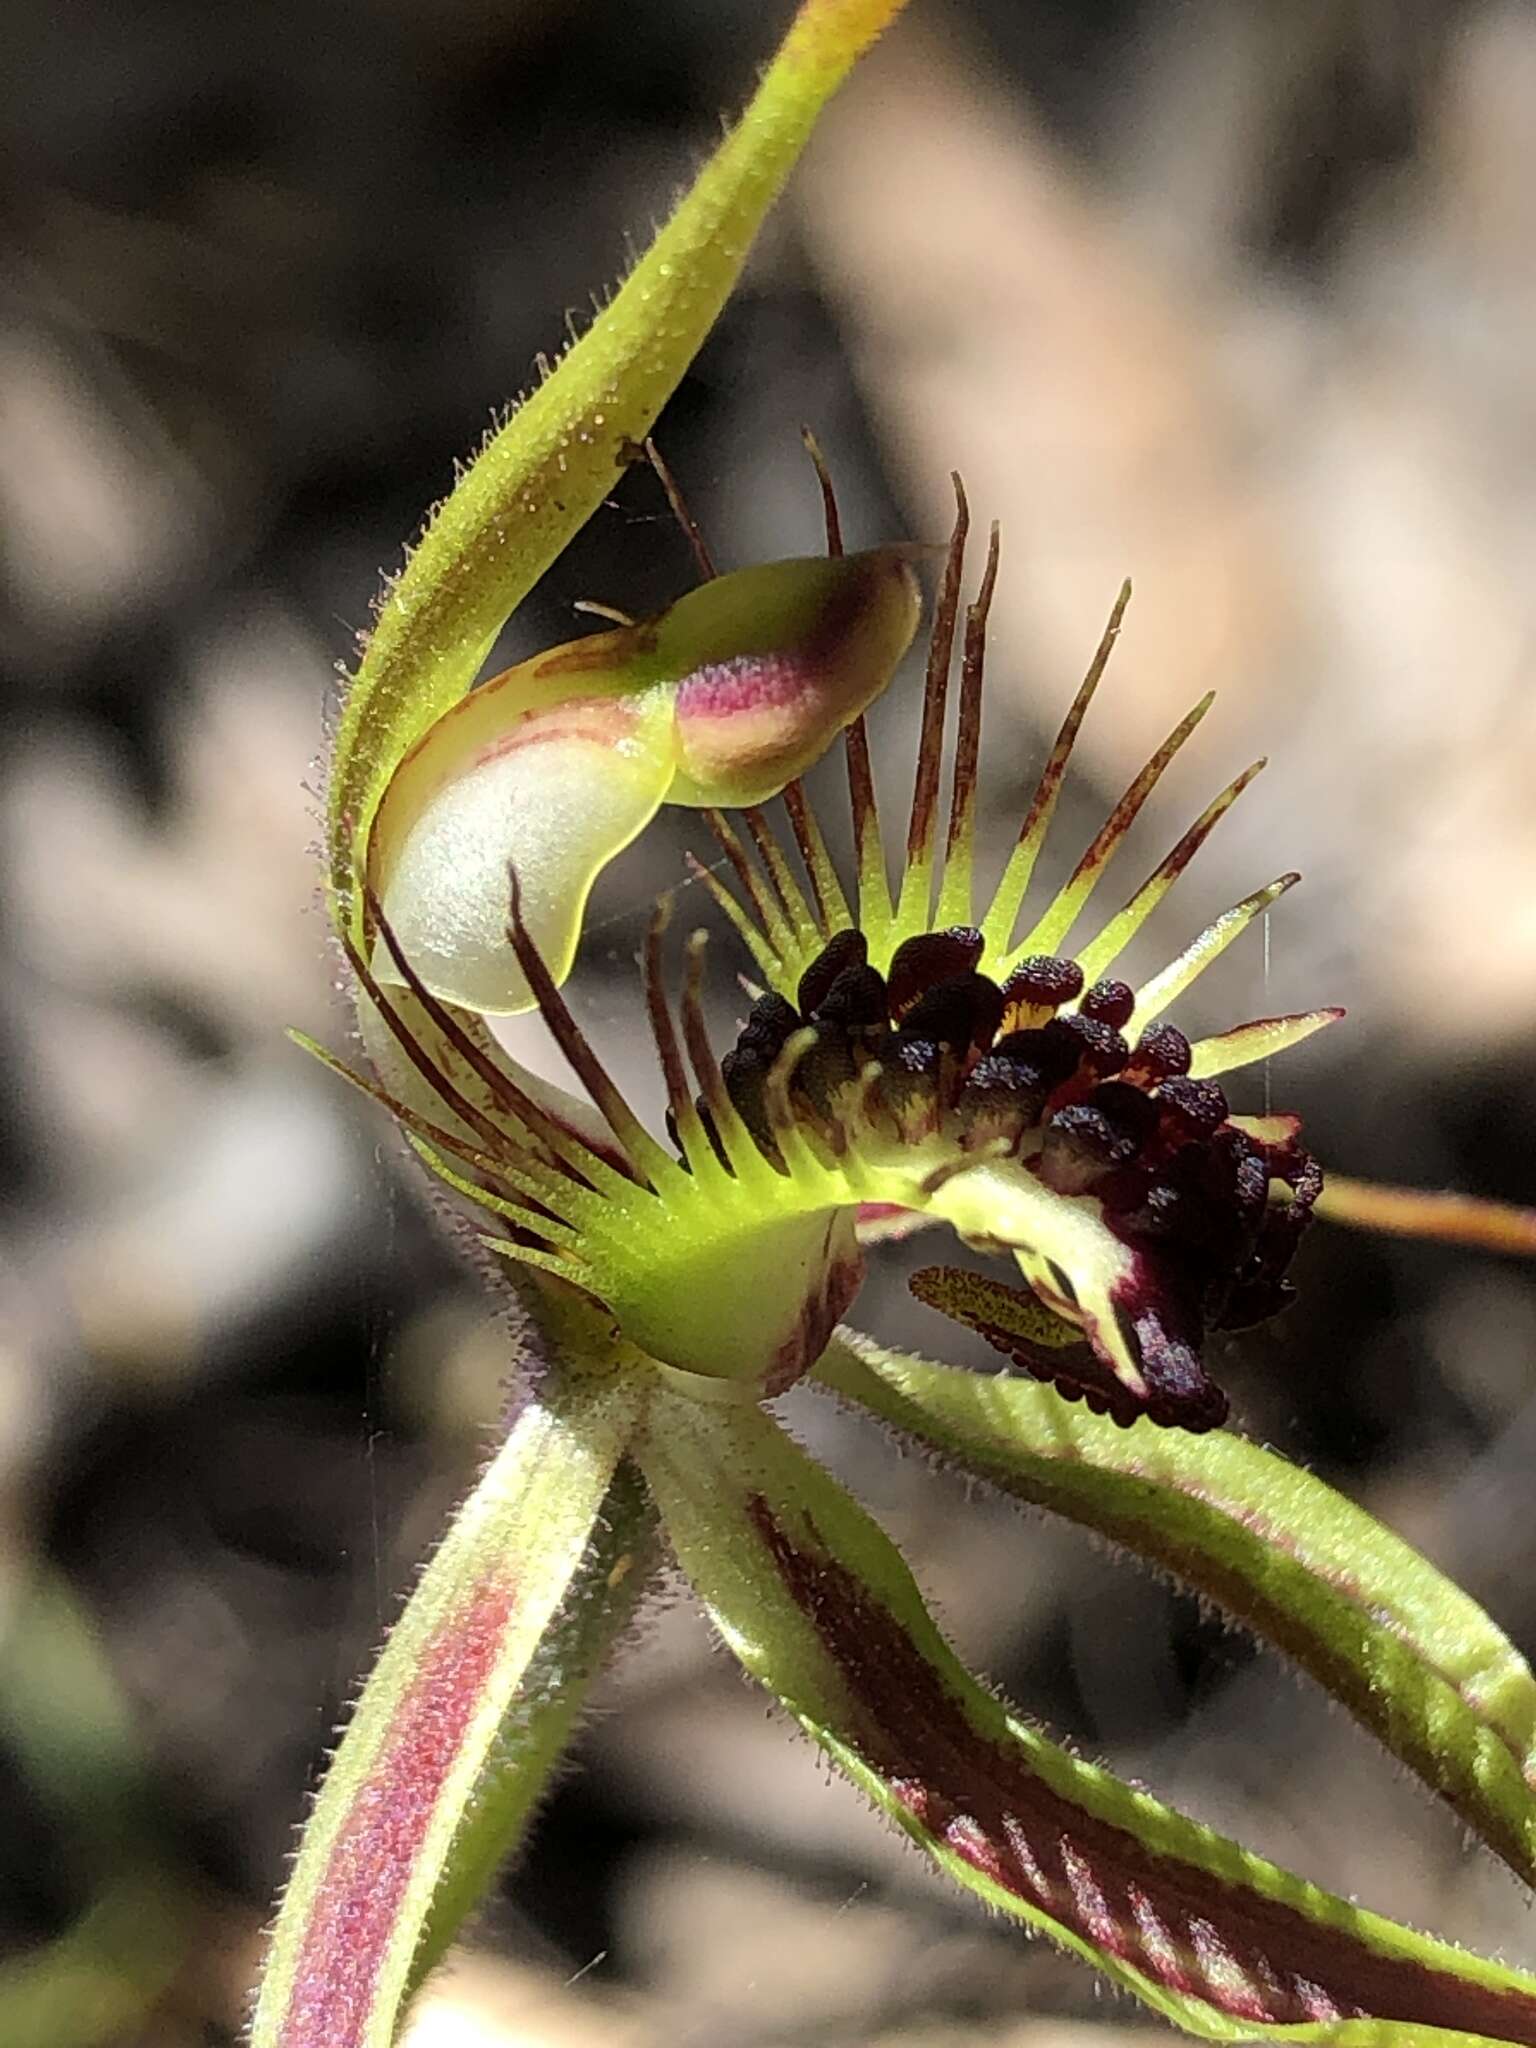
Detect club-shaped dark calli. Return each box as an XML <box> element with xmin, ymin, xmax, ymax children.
<box><xmin>254</xmin><ymin>1</ymin><xmax>1536</xmax><ymax>2037</ymax></box>
<box><xmin>686</xmin><ymin>480</ymin><xmax>1338</xmax><ymax>1430</ymax></box>
<box><xmin>267</xmin><ymin>489</ymin><xmax>1536</xmax><ymax>2048</ymax></box>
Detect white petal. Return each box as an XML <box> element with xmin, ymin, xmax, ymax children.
<box><xmin>370</xmin><ymin>683</ymin><xmax>675</xmax><ymax>1015</ymax></box>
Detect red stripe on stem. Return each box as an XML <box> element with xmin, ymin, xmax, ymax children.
<box><xmin>279</xmin><ymin>1571</ymin><xmax>517</xmax><ymax>2048</ymax></box>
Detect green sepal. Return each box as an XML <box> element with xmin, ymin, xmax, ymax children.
<box><xmin>327</xmin><ymin>0</ymin><xmax>913</xmax><ymax>937</ymax></box>
<box><xmin>1315</xmin><ymin>1178</ymin><xmax>1536</xmax><ymax>1260</ymax></box>
<box><xmin>252</xmin><ymin>1366</ymin><xmax>640</xmax><ymax>2048</ymax></box>
<box><xmin>815</xmin><ymin>1329</ymin><xmax>1536</xmax><ymax>1888</ymax></box>
<box><xmin>640</xmin><ymin>1386</ymin><xmax>1536</xmax><ymax>2046</ymax></box>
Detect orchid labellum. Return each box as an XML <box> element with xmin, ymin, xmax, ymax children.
<box><xmin>254</xmin><ymin>5</ymin><xmax>1536</xmax><ymax>2045</ymax></box>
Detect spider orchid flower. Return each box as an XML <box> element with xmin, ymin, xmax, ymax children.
<box><xmin>270</xmin><ymin>495</ymin><xmax>1536</xmax><ymax>2048</ymax></box>
<box><xmin>256</xmin><ymin>4</ymin><xmax>1536</xmax><ymax>2044</ymax></box>
<box><xmin>349</xmin><ymin>489</ymin><xmax>1332</xmax><ymax>1434</ymax></box>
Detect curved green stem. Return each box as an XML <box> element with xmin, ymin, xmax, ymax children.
<box><xmin>328</xmin><ymin>0</ymin><xmax>913</xmax><ymax>934</ymax></box>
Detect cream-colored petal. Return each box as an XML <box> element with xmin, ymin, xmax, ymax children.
<box><xmin>370</xmin><ymin>686</ymin><xmax>675</xmax><ymax>1015</ymax></box>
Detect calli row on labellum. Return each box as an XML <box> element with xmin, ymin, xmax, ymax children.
<box><xmin>262</xmin><ymin>3</ymin><xmax>1536</xmax><ymax>2045</ymax></box>
<box><xmin>682</xmin><ymin>481</ymin><xmax>1337</xmax><ymax>1429</ymax></box>
<box><xmin>341</xmin><ymin>471</ymin><xmax>1336</xmax><ymax>1428</ymax></box>
<box><xmin>282</xmin><ymin>465</ymin><xmax>1536</xmax><ymax>2047</ymax></box>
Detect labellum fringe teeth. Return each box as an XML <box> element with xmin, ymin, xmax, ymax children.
<box><xmin>302</xmin><ymin>471</ymin><xmax>1340</xmax><ymax>1428</ymax></box>
<box><xmin>692</xmin><ymin>475</ymin><xmax>1341</xmax><ymax>1064</ymax></box>
<box><xmin>692</xmin><ymin>475</ymin><xmax>1342</xmax><ymax>1426</ymax></box>
<box><xmin>715</xmin><ymin>922</ymin><xmax>1321</xmax><ymax>1430</ymax></box>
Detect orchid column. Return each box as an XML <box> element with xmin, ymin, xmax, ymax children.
<box><xmin>256</xmin><ymin>3</ymin><xmax>1536</xmax><ymax>2045</ymax></box>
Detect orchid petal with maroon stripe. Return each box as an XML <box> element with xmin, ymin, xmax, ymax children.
<box><xmin>642</xmin><ymin>1386</ymin><xmax>1536</xmax><ymax>2045</ymax></box>
<box><xmin>813</xmin><ymin>1328</ymin><xmax>1536</xmax><ymax>1889</ymax></box>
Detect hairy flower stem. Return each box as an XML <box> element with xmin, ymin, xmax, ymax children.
<box><xmin>328</xmin><ymin>0</ymin><xmax>913</xmax><ymax>939</ymax></box>
<box><xmin>251</xmin><ymin>1373</ymin><xmax>639</xmax><ymax>2048</ymax></box>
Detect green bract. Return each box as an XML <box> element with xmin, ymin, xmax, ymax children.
<box><xmin>261</xmin><ymin>5</ymin><xmax>1536</xmax><ymax>2046</ymax></box>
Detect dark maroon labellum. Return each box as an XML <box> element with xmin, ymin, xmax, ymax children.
<box><xmin>715</xmin><ymin>928</ymin><xmax>1321</xmax><ymax>1431</ymax></box>
<box><xmin>909</xmin><ymin>1265</ymin><xmax>1229</xmax><ymax>1432</ymax></box>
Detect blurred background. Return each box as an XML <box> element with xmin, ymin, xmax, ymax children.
<box><xmin>4</xmin><ymin>1</ymin><xmax>1536</xmax><ymax>2041</ymax></box>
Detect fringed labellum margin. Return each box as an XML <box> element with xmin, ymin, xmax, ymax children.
<box><xmin>694</xmin><ymin>485</ymin><xmax>1338</xmax><ymax>1428</ymax></box>
<box><xmin>270</xmin><ymin>0</ymin><xmax>1536</xmax><ymax>2036</ymax></box>
<box><xmin>291</xmin><ymin>464</ymin><xmax>1536</xmax><ymax>2048</ymax></box>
